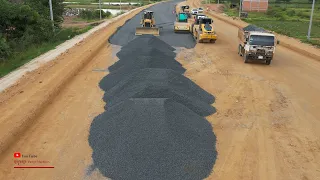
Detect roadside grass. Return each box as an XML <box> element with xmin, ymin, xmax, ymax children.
<box><xmin>73</xmin><ymin>17</ymin><xmax>108</xmax><ymax>22</ymax></box>
<box><xmin>0</xmin><ymin>26</ymin><xmax>94</xmax><ymax>77</ymax></box>
<box><xmin>223</xmin><ymin>2</ymin><xmax>320</xmax><ymax>47</ymax></box>
<box><xmin>66</xmin><ymin>4</ymin><xmax>133</xmax><ymax>9</ymax></box>
<box><xmin>246</xmin><ymin>20</ymin><xmax>320</xmax><ymax>46</ymax></box>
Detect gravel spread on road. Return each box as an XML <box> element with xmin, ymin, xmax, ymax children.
<box><xmin>90</xmin><ymin>35</ymin><xmax>217</xmax><ymax>180</ymax></box>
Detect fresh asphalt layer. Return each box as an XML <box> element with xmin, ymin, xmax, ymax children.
<box><xmin>109</xmin><ymin>0</ymin><xmax>196</xmax><ymax>48</ymax></box>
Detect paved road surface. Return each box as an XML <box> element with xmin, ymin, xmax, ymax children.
<box><xmin>109</xmin><ymin>0</ymin><xmax>196</xmax><ymax>48</ymax></box>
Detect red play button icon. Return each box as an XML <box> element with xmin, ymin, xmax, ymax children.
<box><xmin>14</xmin><ymin>152</ymin><xmax>21</xmax><ymax>158</ymax></box>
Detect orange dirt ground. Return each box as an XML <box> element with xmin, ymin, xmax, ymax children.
<box><xmin>0</xmin><ymin>0</ymin><xmax>320</xmax><ymax>179</ymax></box>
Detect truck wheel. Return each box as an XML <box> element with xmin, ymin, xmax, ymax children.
<box><xmin>243</xmin><ymin>53</ymin><xmax>249</xmax><ymax>63</ymax></box>
<box><xmin>193</xmin><ymin>33</ymin><xmax>197</xmax><ymax>41</ymax></box>
<box><xmin>238</xmin><ymin>45</ymin><xmax>242</xmax><ymax>56</ymax></box>
<box><xmin>266</xmin><ymin>59</ymin><xmax>271</xmax><ymax>65</ymax></box>
<box><xmin>197</xmin><ymin>33</ymin><xmax>202</xmax><ymax>43</ymax></box>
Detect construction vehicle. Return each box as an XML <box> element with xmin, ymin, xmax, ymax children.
<box><xmin>190</xmin><ymin>14</ymin><xmax>205</xmax><ymax>33</ymax></box>
<box><xmin>238</xmin><ymin>25</ymin><xmax>279</xmax><ymax>65</ymax></box>
<box><xmin>174</xmin><ymin>12</ymin><xmax>190</xmax><ymax>33</ymax></box>
<box><xmin>181</xmin><ymin>5</ymin><xmax>190</xmax><ymax>12</ymax></box>
<box><xmin>192</xmin><ymin>14</ymin><xmax>206</xmax><ymax>23</ymax></box>
<box><xmin>191</xmin><ymin>16</ymin><xmax>217</xmax><ymax>43</ymax></box>
<box><xmin>135</xmin><ymin>10</ymin><xmax>160</xmax><ymax>36</ymax></box>
<box><xmin>180</xmin><ymin>5</ymin><xmax>191</xmax><ymax>18</ymax></box>
<box><xmin>191</xmin><ymin>8</ymin><xmax>198</xmax><ymax>15</ymax></box>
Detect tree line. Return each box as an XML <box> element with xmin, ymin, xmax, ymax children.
<box><xmin>0</xmin><ymin>0</ymin><xmax>64</xmax><ymax>62</ymax></box>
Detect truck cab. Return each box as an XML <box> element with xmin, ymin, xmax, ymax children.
<box><xmin>238</xmin><ymin>25</ymin><xmax>278</xmax><ymax>65</ymax></box>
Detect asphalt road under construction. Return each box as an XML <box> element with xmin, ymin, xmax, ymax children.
<box><xmin>109</xmin><ymin>0</ymin><xmax>196</xmax><ymax>48</ymax></box>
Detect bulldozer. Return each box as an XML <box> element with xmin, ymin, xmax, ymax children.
<box><xmin>135</xmin><ymin>10</ymin><xmax>160</xmax><ymax>36</ymax></box>
<box><xmin>192</xmin><ymin>17</ymin><xmax>217</xmax><ymax>43</ymax></box>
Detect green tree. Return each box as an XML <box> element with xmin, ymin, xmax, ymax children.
<box><xmin>0</xmin><ymin>0</ymin><xmax>53</xmax><ymax>51</ymax></box>
<box><xmin>25</xmin><ymin>0</ymin><xmax>65</xmax><ymax>27</ymax></box>
<box><xmin>0</xmin><ymin>34</ymin><xmax>11</xmax><ymax>61</ymax></box>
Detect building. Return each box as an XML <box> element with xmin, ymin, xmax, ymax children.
<box><xmin>242</xmin><ymin>0</ymin><xmax>269</xmax><ymax>12</ymax></box>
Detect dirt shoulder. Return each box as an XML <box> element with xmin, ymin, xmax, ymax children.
<box><xmin>179</xmin><ymin>0</ymin><xmax>320</xmax><ymax>179</ymax></box>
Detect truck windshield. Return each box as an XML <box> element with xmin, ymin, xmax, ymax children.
<box><xmin>249</xmin><ymin>35</ymin><xmax>274</xmax><ymax>46</ymax></box>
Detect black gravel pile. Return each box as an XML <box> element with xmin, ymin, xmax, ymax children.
<box><xmin>99</xmin><ymin>58</ymin><xmax>186</xmax><ymax>92</ymax></box>
<box><xmin>116</xmin><ymin>47</ymin><xmax>176</xmax><ymax>60</ymax></box>
<box><xmin>115</xmin><ymin>35</ymin><xmax>176</xmax><ymax>60</ymax></box>
<box><xmin>120</xmin><ymin>34</ymin><xmax>176</xmax><ymax>52</ymax></box>
<box><xmin>107</xmin><ymin>55</ymin><xmax>183</xmax><ymax>73</ymax></box>
<box><xmin>243</xmin><ymin>24</ymin><xmax>267</xmax><ymax>32</ymax></box>
<box><xmin>90</xmin><ymin>35</ymin><xmax>217</xmax><ymax>180</ymax></box>
<box><xmin>89</xmin><ymin>98</ymin><xmax>216</xmax><ymax>180</ymax></box>
<box><xmin>102</xmin><ymin>68</ymin><xmax>215</xmax><ymax>116</ymax></box>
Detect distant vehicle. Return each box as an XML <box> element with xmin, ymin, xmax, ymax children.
<box><xmin>193</xmin><ymin>14</ymin><xmax>206</xmax><ymax>22</ymax></box>
<box><xmin>180</xmin><ymin>5</ymin><xmax>191</xmax><ymax>18</ymax></box>
<box><xmin>191</xmin><ymin>9</ymin><xmax>198</xmax><ymax>15</ymax></box>
<box><xmin>198</xmin><ymin>7</ymin><xmax>203</xmax><ymax>13</ymax></box>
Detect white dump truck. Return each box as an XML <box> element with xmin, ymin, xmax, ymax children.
<box><xmin>238</xmin><ymin>25</ymin><xmax>279</xmax><ymax>65</ymax></box>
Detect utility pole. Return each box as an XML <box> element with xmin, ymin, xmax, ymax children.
<box><xmin>239</xmin><ymin>0</ymin><xmax>242</xmax><ymax>18</ymax></box>
<box><xmin>99</xmin><ymin>0</ymin><xmax>102</xmax><ymax>20</ymax></box>
<box><xmin>307</xmin><ymin>0</ymin><xmax>315</xmax><ymax>40</ymax></box>
<box><xmin>48</xmin><ymin>0</ymin><xmax>54</xmax><ymax>31</ymax></box>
